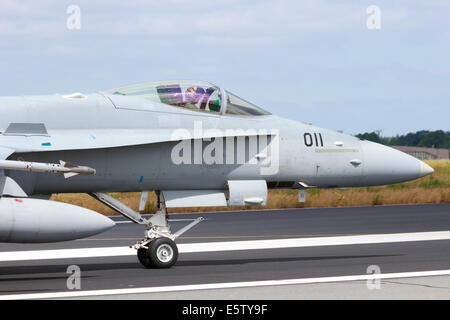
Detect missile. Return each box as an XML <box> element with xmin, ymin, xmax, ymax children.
<box><xmin>0</xmin><ymin>159</ymin><xmax>96</xmax><ymax>178</ymax></box>
<box><xmin>0</xmin><ymin>197</ymin><xmax>115</xmax><ymax>243</ymax></box>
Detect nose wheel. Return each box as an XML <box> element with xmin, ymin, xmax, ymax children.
<box><xmin>137</xmin><ymin>237</ymin><xmax>178</xmax><ymax>269</ymax></box>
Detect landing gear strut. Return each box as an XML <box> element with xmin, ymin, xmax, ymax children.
<box><xmin>88</xmin><ymin>191</ymin><xmax>203</xmax><ymax>268</ymax></box>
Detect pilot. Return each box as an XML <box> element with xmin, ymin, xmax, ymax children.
<box><xmin>208</xmin><ymin>99</ymin><xmax>221</xmax><ymax>112</ymax></box>
<box><xmin>184</xmin><ymin>86</ymin><xmax>204</xmax><ymax>109</ymax></box>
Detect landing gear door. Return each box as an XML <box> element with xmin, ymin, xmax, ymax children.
<box><xmin>227</xmin><ymin>180</ymin><xmax>268</xmax><ymax>206</ymax></box>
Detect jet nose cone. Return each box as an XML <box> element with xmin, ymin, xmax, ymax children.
<box><xmin>360</xmin><ymin>140</ymin><xmax>431</xmax><ymax>185</ymax></box>
<box><xmin>419</xmin><ymin>161</ymin><xmax>434</xmax><ymax>178</ymax></box>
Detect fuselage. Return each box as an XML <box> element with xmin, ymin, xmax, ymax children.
<box><xmin>0</xmin><ymin>92</ymin><xmax>432</xmax><ymax>196</ymax></box>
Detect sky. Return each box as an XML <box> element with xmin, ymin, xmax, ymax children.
<box><xmin>0</xmin><ymin>0</ymin><xmax>449</xmax><ymax>136</ymax></box>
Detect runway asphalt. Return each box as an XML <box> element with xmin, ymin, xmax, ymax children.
<box><xmin>0</xmin><ymin>203</ymin><xmax>450</xmax><ymax>299</ymax></box>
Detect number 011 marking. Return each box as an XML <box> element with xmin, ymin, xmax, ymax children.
<box><xmin>304</xmin><ymin>132</ymin><xmax>323</xmax><ymax>147</ymax></box>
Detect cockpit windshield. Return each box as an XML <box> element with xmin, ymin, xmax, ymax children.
<box><xmin>102</xmin><ymin>80</ymin><xmax>270</xmax><ymax>116</ymax></box>
<box><xmin>225</xmin><ymin>91</ymin><xmax>271</xmax><ymax>116</ymax></box>
<box><xmin>104</xmin><ymin>80</ymin><xmax>222</xmax><ymax>113</ymax></box>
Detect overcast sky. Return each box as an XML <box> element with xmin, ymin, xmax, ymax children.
<box><xmin>0</xmin><ymin>0</ymin><xmax>448</xmax><ymax>136</ymax></box>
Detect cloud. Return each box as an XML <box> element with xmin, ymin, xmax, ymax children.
<box><xmin>0</xmin><ymin>2</ymin><xmax>370</xmax><ymax>39</ymax></box>
<box><xmin>113</xmin><ymin>1</ymin><xmax>363</xmax><ymax>39</ymax></box>
<box><xmin>1</xmin><ymin>1</ymin><xmax>449</xmax><ymax>46</ymax></box>
<box><xmin>0</xmin><ymin>0</ymin><xmax>30</xmax><ymax>14</ymax></box>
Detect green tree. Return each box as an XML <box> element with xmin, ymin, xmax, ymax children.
<box><xmin>355</xmin><ymin>132</ymin><xmax>382</xmax><ymax>144</ymax></box>
<box><xmin>389</xmin><ymin>130</ymin><xmax>429</xmax><ymax>146</ymax></box>
<box><xmin>418</xmin><ymin>130</ymin><xmax>450</xmax><ymax>149</ymax></box>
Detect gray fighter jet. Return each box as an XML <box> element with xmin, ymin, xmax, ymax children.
<box><xmin>0</xmin><ymin>80</ymin><xmax>434</xmax><ymax>268</ymax></box>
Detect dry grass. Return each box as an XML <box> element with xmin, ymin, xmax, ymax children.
<box><xmin>50</xmin><ymin>160</ymin><xmax>450</xmax><ymax>216</ymax></box>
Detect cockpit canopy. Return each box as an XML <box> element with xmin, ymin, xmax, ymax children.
<box><xmin>103</xmin><ymin>80</ymin><xmax>270</xmax><ymax>116</ymax></box>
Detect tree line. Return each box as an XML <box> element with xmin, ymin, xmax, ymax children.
<box><xmin>355</xmin><ymin>130</ymin><xmax>450</xmax><ymax>150</ymax></box>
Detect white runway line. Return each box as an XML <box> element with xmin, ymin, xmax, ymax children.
<box><xmin>2</xmin><ymin>269</ymin><xmax>450</xmax><ymax>300</ymax></box>
<box><xmin>1</xmin><ymin>231</ymin><xmax>450</xmax><ymax>262</ymax></box>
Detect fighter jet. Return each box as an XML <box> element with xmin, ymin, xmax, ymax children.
<box><xmin>0</xmin><ymin>80</ymin><xmax>434</xmax><ymax>268</ymax></box>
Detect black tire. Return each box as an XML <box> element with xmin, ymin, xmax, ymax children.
<box><xmin>137</xmin><ymin>247</ymin><xmax>154</xmax><ymax>268</ymax></box>
<box><xmin>147</xmin><ymin>237</ymin><xmax>178</xmax><ymax>268</ymax></box>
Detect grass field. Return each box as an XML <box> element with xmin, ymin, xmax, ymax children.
<box><xmin>50</xmin><ymin>160</ymin><xmax>450</xmax><ymax>216</ymax></box>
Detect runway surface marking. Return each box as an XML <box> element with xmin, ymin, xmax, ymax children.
<box><xmin>75</xmin><ymin>233</ymin><xmax>353</xmax><ymax>241</ymax></box>
<box><xmin>2</xmin><ymin>269</ymin><xmax>450</xmax><ymax>300</ymax></box>
<box><xmin>2</xmin><ymin>230</ymin><xmax>450</xmax><ymax>262</ymax></box>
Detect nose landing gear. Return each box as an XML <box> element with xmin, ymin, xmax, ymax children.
<box><xmin>89</xmin><ymin>191</ymin><xmax>203</xmax><ymax>269</ymax></box>
<box><xmin>132</xmin><ymin>205</ymin><xmax>203</xmax><ymax>268</ymax></box>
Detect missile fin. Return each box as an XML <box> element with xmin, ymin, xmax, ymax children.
<box><xmin>63</xmin><ymin>172</ymin><xmax>79</xmax><ymax>179</ymax></box>
<box><xmin>60</xmin><ymin>160</ymin><xmax>77</xmax><ymax>168</ymax></box>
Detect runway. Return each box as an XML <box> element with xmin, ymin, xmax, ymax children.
<box><xmin>1</xmin><ymin>203</ymin><xmax>450</xmax><ymax>299</ymax></box>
